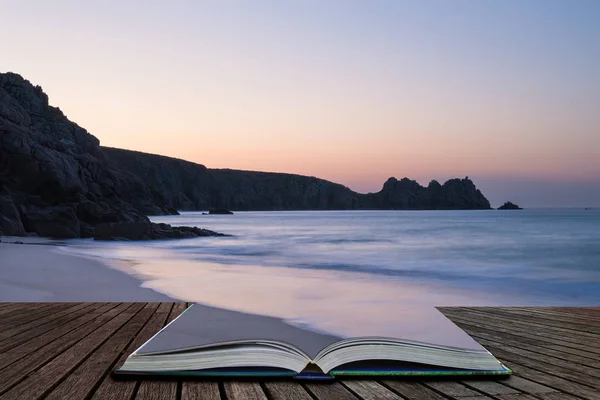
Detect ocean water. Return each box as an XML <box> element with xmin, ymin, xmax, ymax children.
<box><xmin>61</xmin><ymin>209</ymin><xmax>600</xmax><ymax>336</ymax></box>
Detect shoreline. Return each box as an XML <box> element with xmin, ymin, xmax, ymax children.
<box><xmin>0</xmin><ymin>236</ymin><xmax>337</xmax><ymax>341</ymax></box>
<box><xmin>0</xmin><ymin>237</ymin><xmax>178</xmax><ymax>302</ymax></box>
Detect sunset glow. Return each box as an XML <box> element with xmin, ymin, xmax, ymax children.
<box><xmin>2</xmin><ymin>0</ymin><xmax>599</xmax><ymax>206</ymax></box>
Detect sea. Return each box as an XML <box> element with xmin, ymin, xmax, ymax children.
<box><xmin>61</xmin><ymin>209</ymin><xmax>600</xmax><ymax>337</ymax></box>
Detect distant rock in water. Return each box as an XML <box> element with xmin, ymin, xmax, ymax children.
<box><xmin>498</xmin><ymin>201</ymin><xmax>522</xmax><ymax>210</ymax></box>
<box><xmin>209</xmin><ymin>208</ymin><xmax>234</xmax><ymax>215</ymax></box>
<box><xmin>1</xmin><ymin>72</ymin><xmax>494</xmax><ymax>239</ymax></box>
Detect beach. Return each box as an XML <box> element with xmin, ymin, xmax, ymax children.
<box><xmin>0</xmin><ymin>238</ymin><xmax>176</xmax><ymax>302</ymax></box>
<box><xmin>2</xmin><ymin>209</ymin><xmax>599</xmax><ymax>338</ymax></box>
<box><xmin>0</xmin><ymin>237</ymin><xmax>341</xmax><ymax>344</ymax></box>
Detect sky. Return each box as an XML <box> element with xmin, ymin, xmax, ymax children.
<box><xmin>1</xmin><ymin>0</ymin><xmax>599</xmax><ymax>207</ymax></box>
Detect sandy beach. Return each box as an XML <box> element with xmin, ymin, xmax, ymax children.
<box><xmin>0</xmin><ymin>236</ymin><xmax>334</xmax><ymax>343</ymax></box>
<box><xmin>0</xmin><ymin>238</ymin><xmax>176</xmax><ymax>302</ymax></box>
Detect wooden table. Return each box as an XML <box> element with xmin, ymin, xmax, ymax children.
<box><xmin>0</xmin><ymin>303</ymin><xmax>598</xmax><ymax>400</ymax></box>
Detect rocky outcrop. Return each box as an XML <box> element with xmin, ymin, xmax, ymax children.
<box><xmin>498</xmin><ymin>201</ymin><xmax>522</xmax><ymax>210</ymax></box>
<box><xmin>93</xmin><ymin>222</ymin><xmax>227</xmax><ymax>241</ymax></box>
<box><xmin>362</xmin><ymin>177</ymin><xmax>490</xmax><ymax>210</ymax></box>
<box><xmin>0</xmin><ymin>187</ymin><xmax>25</xmax><ymax>236</ymax></box>
<box><xmin>104</xmin><ymin>148</ymin><xmax>493</xmax><ymax>211</ymax></box>
<box><xmin>0</xmin><ymin>72</ymin><xmax>207</xmax><ymax>238</ymax></box>
<box><xmin>1</xmin><ymin>72</ymin><xmax>493</xmax><ymax>239</ymax></box>
<box><xmin>209</xmin><ymin>208</ymin><xmax>233</xmax><ymax>215</ymax></box>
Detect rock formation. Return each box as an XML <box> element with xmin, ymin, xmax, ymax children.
<box><xmin>498</xmin><ymin>201</ymin><xmax>522</xmax><ymax>210</ymax></box>
<box><xmin>93</xmin><ymin>222</ymin><xmax>227</xmax><ymax>241</ymax></box>
<box><xmin>1</xmin><ymin>72</ymin><xmax>493</xmax><ymax>238</ymax></box>
<box><xmin>105</xmin><ymin>148</ymin><xmax>493</xmax><ymax>211</ymax></box>
<box><xmin>0</xmin><ymin>72</ymin><xmax>219</xmax><ymax>239</ymax></box>
<box><xmin>209</xmin><ymin>208</ymin><xmax>234</xmax><ymax>215</ymax></box>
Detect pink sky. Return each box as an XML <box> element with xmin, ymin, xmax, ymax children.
<box><xmin>1</xmin><ymin>1</ymin><xmax>599</xmax><ymax>206</ymax></box>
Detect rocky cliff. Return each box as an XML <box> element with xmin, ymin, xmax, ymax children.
<box><xmin>1</xmin><ymin>72</ymin><xmax>491</xmax><ymax>238</ymax></box>
<box><xmin>104</xmin><ymin>147</ymin><xmax>491</xmax><ymax>211</ymax></box>
<box><xmin>0</xmin><ymin>73</ymin><xmax>192</xmax><ymax>238</ymax></box>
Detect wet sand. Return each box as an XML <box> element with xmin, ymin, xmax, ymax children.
<box><xmin>0</xmin><ymin>237</ymin><xmax>326</xmax><ymax>345</ymax></box>
<box><xmin>0</xmin><ymin>238</ymin><xmax>177</xmax><ymax>302</ymax></box>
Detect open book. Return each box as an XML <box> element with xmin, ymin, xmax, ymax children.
<box><xmin>115</xmin><ymin>304</ymin><xmax>511</xmax><ymax>379</ymax></box>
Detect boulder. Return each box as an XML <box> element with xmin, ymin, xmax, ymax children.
<box><xmin>22</xmin><ymin>206</ymin><xmax>80</xmax><ymax>238</ymax></box>
<box><xmin>94</xmin><ymin>221</ymin><xmax>153</xmax><ymax>241</ymax></box>
<box><xmin>498</xmin><ymin>201</ymin><xmax>522</xmax><ymax>210</ymax></box>
<box><xmin>208</xmin><ymin>208</ymin><xmax>234</xmax><ymax>215</ymax></box>
<box><xmin>0</xmin><ymin>192</ymin><xmax>25</xmax><ymax>236</ymax></box>
<box><xmin>94</xmin><ymin>221</ymin><xmax>228</xmax><ymax>241</ymax></box>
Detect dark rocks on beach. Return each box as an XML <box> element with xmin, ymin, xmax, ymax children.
<box><xmin>209</xmin><ymin>208</ymin><xmax>234</xmax><ymax>215</ymax></box>
<box><xmin>93</xmin><ymin>221</ymin><xmax>227</xmax><ymax>241</ymax></box>
<box><xmin>22</xmin><ymin>206</ymin><xmax>81</xmax><ymax>239</ymax></box>
<box><xmin>498</xmin><ymin>201</ymin><xmax>522</xmax><ymax>210</ymax></box>
<box><xmin>0</xmin><ymin>190</ymin><xmax>25</xmax><ymax>236</ymax></box>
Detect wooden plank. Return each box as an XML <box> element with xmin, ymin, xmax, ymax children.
<box><xmin>442</xmin><ymin>308</ymin><xmax>593</xmax><ymax>344</ymax></box>
<box><xmin>181</xmin><ymin>381</ymin><xmax>221</xmax><ymax>400</ymax></box>
<box><xmin>527</xmin><ymin>307</ymin><xmax>600</xmax><ymax>321</ymax></box>
<box><xmin>0</xmin><ymin>303</ymin><xmax>76</xmax><ymax>332</ymax></box>
<box><xmin>441</xmin><ymin>397</ymin><xmax>490</xmax><ymax>400</ymax></box>
<box><xmin>44</xmin><ymin>303</ymin><xmax>158</xmax><ymax>400</ymax></box>
<box><xmin>0</xmin><ymin>303</ymin><xmax>122</xmax><ymax>395</ymax></box>
<box><xmin>534</xmin><ymin>393</ymin><xmax>587</xmax><ymax>400</ymax></box>
<box><xmin>491</xmin><ymin>307</ymin><xmax>600</xmax><ymax>324</ymax></box>
<box><xmin>135</xmin><ymin>380</ymin><xmax>178</xmax><ymax>400</ymax></box>
<box><xmin>442</xmin><ymin>310</ymin><xmax>600</xmax><ymax>356</ymax></box>
<box><xmin>380</xmin><ymin>381</ymin><xmax>447</xmax><ymax>399</ymax></box>
<box><xmin>92</xmin><ymin>303</ymin><xmax>177</xmax><ymax>400</ymax></box>
<box><xmin>0</xmin><ymin>303</ymin><xmax>144</xmax><ymax>400</ymax></box>
<box><xmin>167</xmin><ymin>302</ymin><xmax>187</xmax><ymax>323</ymax></box>
<box><xmin>263</xmin><ymin>381</ymin><xmax>313</xmax><ymax>400</ymax></box>
<box><xmin>0</xmin><ymin>302</ymin><xmax>47</xmax><ymax>316</ymax></box>
<box><xmin>463</xmin><ymin>308</ymin><xmax>600</xmax><ymax>335</ymax></box>
<box><xmin>0</xmin><ymin>303</ymin><xmax>61</xmax><ymax>326</ymax></box>
<box><xmin>453</xmin><ymin>308</ymin><xmax>600</xmax><ymax>342</ymax></box>
<box><xmin>475</xmin><ymin>339</ymin><xmax>600</xmax><ymax>385</ymax></box>
<box><xmin>3</xmin><ymin>305</ymin><xmax>600</xmax><ymax>400</ymax></box>
<box><xmin>0</xmin><ymin>302</ymin><xmax>58</xmax><ymax>321</ymax></box>
<box><xmin>0</xmin><ymin>302</ymin><xmax>91</xmax><ymax>342</ymax></box>
<box><xmin>304</xmin><ymin>382</ymin><xmax>359</xmax><ymax>400</ymax></box>
<box><xmin>223</xmin><ymin>382</ymin><xmax>268</xmax><ymax>400</ymax></box>
<box><xmin>0</xmin><ymin>302</ymin><xmax>100</xmax><ymax>353</ymax></box>
<box><xmin>500</xmin><ymin>376</ymin><xmax>560</xmax><ymax>394</ymax></box>
<box><xmin>497</xmin><ymin>360</ymin><xmax>600</xmax><ymax>400</ymax></box>
<box><xmin>493</xmin><ymin>307</ymin><xmax>600</xmax><ymax>326</ymax></box>
<box><xmin>497</xmin><ymin>393</ymin><xmax>583</xmax><ymax>400</ymax></box>
<box><xmin>424</xmin><ymin>381</ymin><xmax>487</xmax><ymax>398</ymax></box>
<box><xmin>453</xmin><ymin>322</ymin><xmax>600</xmax><ymax>371</ymax></box>
<box><xmin>135</xmin><ymin>303</ymin><xmax>179</xmax><ymax>400</ymax></box>
<box><xmin>492</xmin><ymin>395</ymin><xmax>541</xmax><ymax>400</ymax></box>
<box><xmin>460</xmin><ymin>380</ymin><xmax>520</xmax><ymax>396</ymax></box>
<box><xmin>342</xmin><ymin>380</ymin><xmax>403</xmax><ymax>399</ymax></box>
<box><xmin>450</xmin><ymin>317</ymin><xmax>600</xmax><ymax>366</ymax></box>
<box><xmin>0</xmin><ymin>303</ymin><xmax>103</xmax><ymax>371</ymax></box>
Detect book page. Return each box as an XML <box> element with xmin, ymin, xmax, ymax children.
<box><xmin>331</xmin><ymin>306</ymin><xmax>487</xmax><ymax>351</ymax></box>
<box><xmin>137</xmin><ymin>304</ymin><xmax>341</xmax><ymax>359</ymax></box>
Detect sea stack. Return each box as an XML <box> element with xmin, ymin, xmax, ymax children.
<box><xmin>498</xmin><ymin>201</ymin><xmax>522</xmax><ymax>210</ymax></box>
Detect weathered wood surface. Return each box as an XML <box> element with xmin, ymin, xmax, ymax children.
<box><xmin>0</xmin><ymin>304</ymin><xmax>598</xmax><ymax>400</ymax></box>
